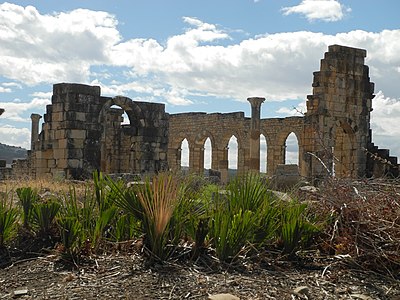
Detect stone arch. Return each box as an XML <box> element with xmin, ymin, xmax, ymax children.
<box><xmin>285</xmin><ymin>133</ymin><xmax>299</xmax><ymax>165</ymax></box>
<box><xmin>220</xmin><ymin>130</ymin><xmax>245</xmax><ymax>176</ymax></box>
<box><xmin>260</xmin><ymin>134</ymin><xmax>268</xmax><ymax>173</ymax></box>
<box><xmin>168</xmin><ymin>132</ymin><xmax>195</xmax><ymax>172</ymax></box>
<box><xmin>99</xmin><ymin>96</ymin><xmax>144</xmax><ymax>127</ymax></box>
<box><xmin>192</xmin><ymin>130</ymin><xmax>217</xmax><ymax>173</ymax></box>
<box><xmin>180</xmin><ymin>138</ymin><xmax>190</xmax><ymax>169</ymax></box>
<box><xmin>97</xmin><ymin>96</ymin><xmax>145</xmax><ymax>174</ymax></box>
<box><xmin>270</xmin><ymin>128</ymin><xmax>303</xmax><ymax>176</ymax></box>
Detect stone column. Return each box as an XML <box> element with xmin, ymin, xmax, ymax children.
<box><xmin>30</xmin><ymin>113</ymin><xmax>42</xmax><ymax>151</ymax></box>
<box><xmin>247</xmin><ymin>97</ymin><xmax>265</xmax><ymax>172</ymax></box>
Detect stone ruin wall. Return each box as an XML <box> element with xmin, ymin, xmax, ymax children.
<box><xmin>27</xmin><ymin>83</ymin><xmax>169</xmax><ymax>179</ymax></box>
<box><xmin>167</xmin><ymin>45</ymin><xmax>399</xmax><ymax>183</ymax></box>
<box><xmin>0</xmin><ymin>45</ymin><xmax>398</xmax><ymax>182</ymax></box>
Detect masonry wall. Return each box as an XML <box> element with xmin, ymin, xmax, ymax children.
<box><xmin>3</xmin><ymin>44</ymin><xmax>397</xmax><ymax>182</ymax></box>
<box><xmin>30</xmin><ymin>83</ymin><xmax>169</xmax><ymax>180</ymax></box>
<box><xmin>168</xmin><ymin>45</ymin><xmax>399</xmax><ymax>182</ymax></box>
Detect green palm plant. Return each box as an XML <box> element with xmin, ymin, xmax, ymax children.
<box><xmin>279</xmin><ymin>200</ymin><xmax>320</xmax><ymax>256</ymax></box>
<box><xmin>109</xmin><ymin>173</ymin><xmax>180</xmax><ymax>261</ymax></box>
<box><xmin>112</xmin><ymin>213</ymin><xmax>140</xmax><ymax>242</ymax></box>
<box><xmin>0</xmin><ymin>196</ymin><xmax>19</xmax><ymax>248</ymax></box>
<box><xmin>31</xmin><ymin>200</ymin><xmax>61</xmax><ymax>237</ymax></box>
<box><xmin>16</xmin><ymin>187</ymin><xmax>39</xmax><ymax>229</ymax></box>
<box><xmin>58</xmin><ymin>216</ymin><xmax>82</xmax><ymax>258</ymax></box>
<box><xmin>137</xmin><ymin>173</ymin><xmax>180</xmax><ymax>260</ymax></box>
<box><xmin>209</xmin><ymin>174</ymin><xmax>279</xmax><ymax>261</ymax></box>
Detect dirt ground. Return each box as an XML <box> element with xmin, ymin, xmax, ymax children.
<box><xmin>1</xmin><ymin>250</ymin><xmax>399</xmax><ymax>300</ymax></box>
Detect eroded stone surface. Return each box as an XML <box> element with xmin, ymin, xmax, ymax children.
<box><xmin>1</xmin><ymin>45</ymin><xmax>397</xmax><ymax>181</ymax></box>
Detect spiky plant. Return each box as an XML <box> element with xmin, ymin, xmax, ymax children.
<box><xmin>16</xmin><ymin>187</ymin><xmax>38</xmax><ymax>229</ymax></box>
<box><xmin>209</xmin><ymin>174</ymin><xmax>279</xmax><ymax>261</ymax></box>
<box><xmin>279</xmin><ymin>200</ymin><xmax>320</xmax><ymax>256</ymax></box>
<box><xmin>137</xmin><ymin>173</ymin><xmax>180</xmax><ymax>260</ymax></box>
<box><xmin>58</xmin><ymin>216</ymin><xmax>82</xmax><ymax>258</ymax></box>
<box><xmin>31</xmin><ymin>200</ymin><xmax>61</xmax><ymax>237</ymax></box>
<box><xmin>0</xmin><ymin>196</ymin><xmax>19</xmax><ymax>248</ymax></box>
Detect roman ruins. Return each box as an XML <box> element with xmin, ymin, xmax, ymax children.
<box><xmin>0</xmin><ymin>45</ymin><xmax>398</xmax><ymax>182</ymax></box>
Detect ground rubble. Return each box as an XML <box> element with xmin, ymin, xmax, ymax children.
<box><xmin>1</xmin><ymin>251</ymin><xmax>399</xmax><ymax>300</ymax></box>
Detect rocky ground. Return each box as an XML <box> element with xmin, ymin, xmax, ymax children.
<box><xmin>1</xmin><ymin>250</ymin><xmax>399</xmax><ymax>300</ymax></box>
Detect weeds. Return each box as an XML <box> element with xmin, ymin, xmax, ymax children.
<box><xmin>279</xmin><ymin>200</ymin><xmax>319</xmax><ymax>256</ymax></box>
<box><xmin>31</xmin><ymin>200</ymin><xmax>61</xmax><ymax>237</ymax></box>
<box><xmin>209</xmin><ymin>174</ymin><xmax>279</xmax><ymax>261</ymax></box>
<box><xmin>2</xmin><ymin>173</ymin><xmax>399</xmax><ymax>279</ymax></box>
<box><xmin>0</xmin><ymin>195</ymin><xmax>18</xmax><ymax>247</ymax></box>
<box><xmin>16</xmin><ymin>187</ymin><xmax>38</xmax><ymax>229</ymax></box>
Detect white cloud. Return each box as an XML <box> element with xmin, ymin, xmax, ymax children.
<box><xmin>281</xmin><ymin>0</ymin><xmax>351</xmax><ymax>22</ymax></box>
<box><xmin>0</xmin><ymin>86</ymin><xmax>11</xmax><ymax>93</ymax></box>
<box><xmin>276</xmin><ymin>101</ymin><xmax>307</xmax><ymax>116</ymax></box>
<box><xmin>0</xmin><ymin>5</ymin><xmax>399</xmax><ymax>160</ymax></box>
<box><xmin>30</xmin><ymin>91</ymin><xmax>52</xmax><ymax>98</ymax></box>
<box><xmin>370</xmin><ymin>91</ymin><xmax>400</xmax><ymax>158</ymax></box>
<box><xmin>0</xmin><ymin>125</ymin><xmax>30</xmax><ymax>149</ymax></box>
<box><xmin>0</xmin><ymin>98</ymin><xmax>50</xmax><ymax>122</ymax></box>
<box><xmin>0</xmin><ymin>3</ymin><xmax>119</xmax><ymax>85</ymax></box>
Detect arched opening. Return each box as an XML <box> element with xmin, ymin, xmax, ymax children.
<box><xmin>228</xmin><ymin>135</ymin><xmax>238</xmax><ymax>178</ymax></box>
<box><xmin>260</xmin><ymin>134</ymin><xmax>267</xmax><ymax>173</ymax></box>
<box><xmin>204</xmin><ymin>137</ymin><xmax>212</xmax><ymax>171</ymax></box>
<box><xmin>98</xmin><ymin>97</ymin><xmax>144</xmax><ymax>175</ymax></box>
<box><xmin>100</xmin><ymin>104</ymin><xmax>131</xmax><ymax>174</ymax></box>
<box><xmin>180</xmin><ymin>138</ymin><xmax>190</xmax><ymax>171</ymax></box>
<box><xmin>285</xmin><ymin>132</ymin><xmax>299</xmax><ymax>165</ymax></box>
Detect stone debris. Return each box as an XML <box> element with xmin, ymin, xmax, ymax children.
<box><xmin>13</xmin><ymin>288</ymin><xmax>28</xmax><ymax>296</ymax></box>
<box><xmin>208</xmin><ymin>293</ymin><xmax>240</xmax><ymax>300</ymax></box>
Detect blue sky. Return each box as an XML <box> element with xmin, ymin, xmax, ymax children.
<box><xmin>0</xmin><ymin>0</ymin><xmax>400</xmax><ymax>165</ymax></box>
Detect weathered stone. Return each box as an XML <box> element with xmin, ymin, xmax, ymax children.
<box><xmin>2</xmin><ymin>45</ymin><xmax>398</xmax><ymax>181</ymax></box>
<box><xmin>208</xmin><ymin>293</ymin><xmax>240</xmax><ymax>300</ymax></box>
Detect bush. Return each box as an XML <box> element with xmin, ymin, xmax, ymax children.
<box><xmin>209</xmin><ymin>174</ymin><xmax>279</xmax><ymax>261</ymax></box>
<box><xmin>0</xmin><ymin>195</ymin><xmax>19</xmax><ymax>248</ymax></box>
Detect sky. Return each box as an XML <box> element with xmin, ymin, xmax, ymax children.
<box><xmin>0</xmin><ymin>0</ymin><xmax>399</xmax><ymax>169</ymax></box>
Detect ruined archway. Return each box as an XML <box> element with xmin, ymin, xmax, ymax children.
<box><xmin>228</xmin><ymin>135</ymin><xmax>238</xmax><ymax>178</ymax></box>
<box><xmin>285</xmin><ymin>132</ymin><xmax>299</xmax><ymax>165</ymax></box>
<box><xmin>204</xmin><ymin>137</ymin><xmax>212</xmax><ymax>172</ymax></box>
<box><xmin>97</xmin><ymin>96</ymin><xmax>144</xmax><ymax>174</ymax></box>
<box><xmin>180</xmin><ymin>138</ymin><xmax>190</xmax><ymax>170</ymax></box>
<box><xmin>260</xmin><ymin>134</ymin><xmax>267</xmax><ymax>173</ymax></box>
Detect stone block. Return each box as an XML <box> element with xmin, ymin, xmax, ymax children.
<box><xmin>67</xmin><ymin>130</ymin><xmax>86</xmax><ymax>139</ymax></box>
<box><xmin>68</xmin><ymin>159</ymin><xmax>82</xmax><ymax>169</ymax></box>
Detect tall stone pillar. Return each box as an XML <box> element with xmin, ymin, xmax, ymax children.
<box><xmin>247</xmin><ymin>97</ymin><xmax>265</xmax><ymax>172</ymax></box>
<box><xmin>30</xmin><ymin>113</ymin><xmax>42</xmax><ymax>151</ymax></box>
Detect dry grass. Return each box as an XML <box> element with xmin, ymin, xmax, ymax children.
<box><xmin>308</xmin><ymin>177</ymin><xmax>400</xmax><ymax>278</ymax></box>
<box><xmin>0</xmin><ymin>178</ymin><xmax>90</xmax><ymax>204</ymax></box>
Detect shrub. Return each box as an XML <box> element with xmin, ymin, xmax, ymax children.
<box><xmin>16</xmin><ymin>187</ymin><xmax>39</xmax><ymax>229</ymax></box>
<box><xmin>110</xmin><ymin>173</ymin><xmax>180</xmax><ymax>261</ymax></box>
<box><xmin>279</xmin><ymin>200</ymin><xmax>320</xmax><ymax>256</ymax></box>
<box><xmin>31</xmin><ymin>200</ymin><xmax>61</xmax><ymax>237</ymax></box>
<box><xmin>0</xmin><ymin>195</ymin><xmax>19</xmax><ymax>247</ymax></box>
<box><xmin>209</xmin><ymin>174</ymin><xmax>279</xmax><ymax>261</ymax></box>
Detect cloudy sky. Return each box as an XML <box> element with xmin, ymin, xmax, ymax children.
<box><xmin>0</xmin><ymin>0</ymin><xmax>399</xmax><ymax>166</ymax></box>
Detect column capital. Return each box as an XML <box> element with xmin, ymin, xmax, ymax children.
<box><xmin>247</xmin><ymin>97</ymin><xmax>265</xmax><ymax>108</ymax></box>
<box><xmin>30</xmin><ymin>113</ymin><xmax>42</xmax><ymax>121</ymax></box>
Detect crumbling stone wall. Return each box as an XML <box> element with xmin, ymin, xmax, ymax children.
<box><xmin>29</xmin><ymin>83</ymin><xmax>169</xmax><ymax>180</ymax></box>
<box><xmin>2</xmin><ymin>45</ymin><xmax>397</xmax><ymax>182</ymax></box>
<box><xmin>168</xmin><ymin>45</ymin><xmax>399</xmax><ymax>182</ymax></box>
